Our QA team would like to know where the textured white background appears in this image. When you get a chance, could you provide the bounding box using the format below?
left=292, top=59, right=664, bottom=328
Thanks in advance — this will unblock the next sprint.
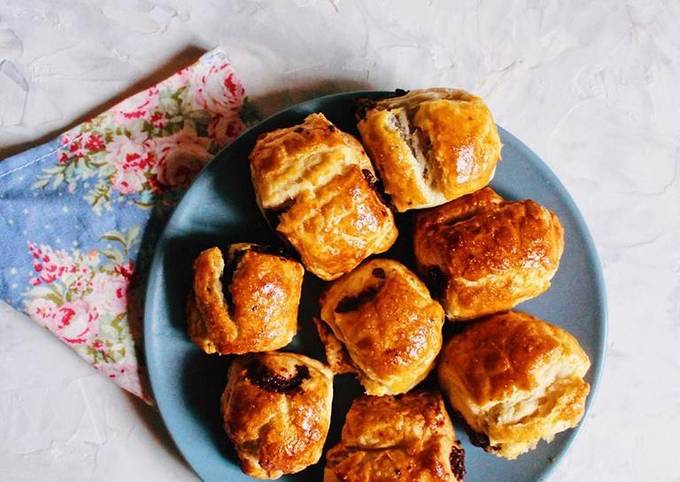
left=1, top=1, right=679, bottom=481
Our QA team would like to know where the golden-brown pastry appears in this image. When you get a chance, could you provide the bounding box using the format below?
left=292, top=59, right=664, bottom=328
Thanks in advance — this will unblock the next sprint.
left=414, top=187, right=564, bottom=320
left=357, top=88, right=502, bottom=212
left=188, top=243, right=304, bottom=354
left=437, top=311, right=591, bottom=460
left=317, top=259, right=444, bottom=395
left=324, top=391, right=465, bottom=482
left=222, top=352, right=333, bottom=479
left=249, top=113, right=397, bottom=280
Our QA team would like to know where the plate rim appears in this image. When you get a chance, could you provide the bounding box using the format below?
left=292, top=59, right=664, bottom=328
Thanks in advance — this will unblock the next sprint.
left=144, top=90, right=608, bottom=482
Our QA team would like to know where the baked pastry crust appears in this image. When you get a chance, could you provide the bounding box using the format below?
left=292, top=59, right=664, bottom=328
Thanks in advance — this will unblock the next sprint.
left=188, top=244, right=304, bottom=354
left=437, top=311, right=591, bottom=460
left=250, top=113, right=397, bottom=280
left=277, top=165, right=396, bottom=280
left=324, top=391, right=465, bottom=482
left=318, top=259, right=444, bottom=395
left=357, top=88, right=502, bottom=211
left=414, top=187, right=564, bottom=320
left=222, top=352, right=333, bottom=479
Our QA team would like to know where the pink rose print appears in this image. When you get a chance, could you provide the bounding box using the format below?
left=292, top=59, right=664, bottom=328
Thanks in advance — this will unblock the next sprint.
left=23, top=228, right=146, bottom=400
left=150, top=111, right=167, bottom=130
left=106, top=135, right=154, bottom=195
left=34, top=49, right=245, bottom=214
left=23, top=48, right=246, bottom=402
left=29, top=243, right=75, bottom=286
left=26, top=297, right=59, bottom=326
left=151, top=126, right=212, bottom=189
left=189, top=61, right=245, bottom=116
left=208, top=113, right=245, bottom=146
left=88, top=271, right=129, bottom=317
left=112, top=86, right=160, bottom=125
left=161, top=66, right=191, bottom=92
left=106, top=134, right=152, bottom=171
left=56, top=132, right=107, bottom=165
left=113, top=167, right=147, bottom=195
left=85, top=133, right=106, bottom=152
left=187, top=60, right=245, bottom=147
left=55, top=300, right=99, bottom=344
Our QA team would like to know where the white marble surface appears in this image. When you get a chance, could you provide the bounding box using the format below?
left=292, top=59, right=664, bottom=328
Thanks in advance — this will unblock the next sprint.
left=1, top=1, right=679, bottom=480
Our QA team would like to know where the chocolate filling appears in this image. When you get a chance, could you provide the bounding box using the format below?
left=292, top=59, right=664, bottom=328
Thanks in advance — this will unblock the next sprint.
left=354, top=89, right=410, bottom=121
left=354, top=98, right=378, bottom=121
left=362, top=168, right=378, bottom=187
left=264, top=198, right=294, bottom=228
left=450, top=444, right=466, bottom=480
left=468, top=430, right=491, bottom=450
left=449, top=409, right=496, bottom=453
left=414, top=127, right=434, bottom=181
left=362, top=168, right=393, bottom=209
left=392, top=108, right=436, bottom=185
left=423, top=266, right=448, bottom=300
left=246, top=358, right=310, bottom=394
left=247, top=243, right=288, bottom=260
left=221, top=249, right=248, bottom=318
left=335, top=284, right=382, bottom=313
left=461, top=421, right=491, bottom=450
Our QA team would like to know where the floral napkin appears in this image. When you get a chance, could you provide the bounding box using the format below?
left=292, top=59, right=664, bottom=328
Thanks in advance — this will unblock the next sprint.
left=0, top=48, right=248, bottom=402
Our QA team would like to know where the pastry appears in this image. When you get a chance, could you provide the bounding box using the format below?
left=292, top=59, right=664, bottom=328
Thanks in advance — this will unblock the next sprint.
left=249, top=113, right=397, bottom=280
left=188, top=243, right=304, bottom=354
left=317, top=259, right=444, bottom=395
left=357, top=88, right=502, bottom=212
left=437, top=310, right=591, bottom=460
left=324, top=391, right=465, bottom=482
left=221, top=352, right=334, bottom=479
left=414, top=187, right=564, bottom=320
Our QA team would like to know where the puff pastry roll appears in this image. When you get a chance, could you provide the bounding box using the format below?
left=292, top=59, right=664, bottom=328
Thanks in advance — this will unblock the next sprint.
left=438, top=311, right=591, bottom=460
left=317, top=259, right=444, bottom=395
left=357, top=88, right=502, bottom=212
left=249, top=113, right=397, bottom=280
left=222, top=352, right=334, bottom=479
left=325, top=391, right=465, bottom=482
left=414, top=187, right=564, bottom=320
left=188, top=243, right=304, bottom=355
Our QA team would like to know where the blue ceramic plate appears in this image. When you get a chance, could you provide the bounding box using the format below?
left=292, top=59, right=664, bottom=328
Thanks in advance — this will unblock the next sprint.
left=144, top=92, right=606, bottom=482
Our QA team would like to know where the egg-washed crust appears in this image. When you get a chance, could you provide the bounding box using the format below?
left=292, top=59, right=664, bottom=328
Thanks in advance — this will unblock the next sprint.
left=249, top=113, right=397, bottom=280
left=250, top=112, right=375, bottom=210
left=188, top=244, right=304, bottom=355
left=318, top=259, right=444, bottom=395
left=414, top=187, right=564, bottom=320
left=312, top=316, right=357, bottom=375
left=276, top=165, right=397, bottom=281
left=437, top=311, right=591, bottom=460
left=222, top=352, right=334, bottom=479
left=357, top=88, right=502, bottom=212
left=324, top=391, right=465, bottom=482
